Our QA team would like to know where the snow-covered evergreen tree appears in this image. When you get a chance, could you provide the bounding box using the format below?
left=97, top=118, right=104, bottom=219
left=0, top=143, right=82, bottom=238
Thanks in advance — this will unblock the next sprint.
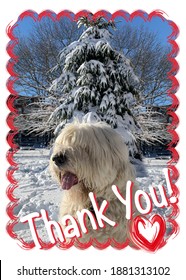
left=48, top=16, right=143, bottom=158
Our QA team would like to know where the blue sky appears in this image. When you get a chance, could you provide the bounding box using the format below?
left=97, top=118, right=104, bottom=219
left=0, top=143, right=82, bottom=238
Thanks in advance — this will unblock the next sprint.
left=14, top=12, right=173, bottom=45
left=115, top=16, right=173, bottom=45
left=12, top=12, right=175, bottom=106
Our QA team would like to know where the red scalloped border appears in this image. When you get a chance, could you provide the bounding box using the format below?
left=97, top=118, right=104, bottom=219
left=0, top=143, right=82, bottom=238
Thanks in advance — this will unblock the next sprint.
left=6, top=9, right=179, bottom=250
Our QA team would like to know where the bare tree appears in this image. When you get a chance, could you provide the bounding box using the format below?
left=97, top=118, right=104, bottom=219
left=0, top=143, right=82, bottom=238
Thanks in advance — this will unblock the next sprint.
left=14, top=17, right=84, bottom=97
left=112, top=24, right=172, bottom=106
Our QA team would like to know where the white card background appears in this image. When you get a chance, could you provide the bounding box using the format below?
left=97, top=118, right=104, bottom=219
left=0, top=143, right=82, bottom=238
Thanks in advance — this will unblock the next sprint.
left=0, top=0, right=186, bottom=279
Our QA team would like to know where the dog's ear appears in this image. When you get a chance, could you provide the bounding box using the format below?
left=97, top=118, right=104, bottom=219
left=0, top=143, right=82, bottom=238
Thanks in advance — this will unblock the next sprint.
left=103, top=128, right=129, bottom=167
left=105, top=131, right=135, bottom=182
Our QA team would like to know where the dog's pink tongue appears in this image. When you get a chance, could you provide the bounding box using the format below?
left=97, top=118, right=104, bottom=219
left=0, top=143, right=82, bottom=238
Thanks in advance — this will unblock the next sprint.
left=61, top=172, right=78, bottom=190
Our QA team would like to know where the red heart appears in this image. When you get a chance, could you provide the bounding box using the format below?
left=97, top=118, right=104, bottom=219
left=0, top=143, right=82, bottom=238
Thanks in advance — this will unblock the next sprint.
left=129, top=215, right=166, bottom=252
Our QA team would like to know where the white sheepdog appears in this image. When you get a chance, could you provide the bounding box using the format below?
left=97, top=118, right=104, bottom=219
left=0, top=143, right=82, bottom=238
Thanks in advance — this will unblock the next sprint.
left=50, top=121, right=137, bottom=246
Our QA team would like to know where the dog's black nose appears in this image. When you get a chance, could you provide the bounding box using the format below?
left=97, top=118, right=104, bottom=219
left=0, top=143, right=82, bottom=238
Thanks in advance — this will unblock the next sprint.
left=52, top=154, right=67, bottom=166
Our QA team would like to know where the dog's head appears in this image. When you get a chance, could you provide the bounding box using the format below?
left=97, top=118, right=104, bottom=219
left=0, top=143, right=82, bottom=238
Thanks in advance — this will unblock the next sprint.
left=50, top=121, right=134, bottom=192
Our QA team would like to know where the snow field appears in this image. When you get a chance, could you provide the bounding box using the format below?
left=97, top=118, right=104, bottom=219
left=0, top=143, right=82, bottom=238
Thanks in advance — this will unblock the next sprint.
left=12, top=149, right=171, bottom=243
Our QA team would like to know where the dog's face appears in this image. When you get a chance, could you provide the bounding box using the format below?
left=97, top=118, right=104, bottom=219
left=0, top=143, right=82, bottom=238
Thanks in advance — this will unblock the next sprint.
left=50, top=121, right=131, bottom=192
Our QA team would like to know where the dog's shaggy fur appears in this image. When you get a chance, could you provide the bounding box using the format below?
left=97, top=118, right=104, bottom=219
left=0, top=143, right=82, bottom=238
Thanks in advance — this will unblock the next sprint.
left=50, top=121, right=137, bottom=244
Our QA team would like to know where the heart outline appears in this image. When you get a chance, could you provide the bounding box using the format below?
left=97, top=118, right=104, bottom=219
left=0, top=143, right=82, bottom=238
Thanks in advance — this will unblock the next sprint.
left=129, top=215, right=166, bottom=252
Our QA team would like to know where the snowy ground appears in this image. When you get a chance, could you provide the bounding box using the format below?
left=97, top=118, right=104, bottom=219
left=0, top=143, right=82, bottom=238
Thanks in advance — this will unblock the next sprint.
left=12, top=148, right=172, bottom=243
